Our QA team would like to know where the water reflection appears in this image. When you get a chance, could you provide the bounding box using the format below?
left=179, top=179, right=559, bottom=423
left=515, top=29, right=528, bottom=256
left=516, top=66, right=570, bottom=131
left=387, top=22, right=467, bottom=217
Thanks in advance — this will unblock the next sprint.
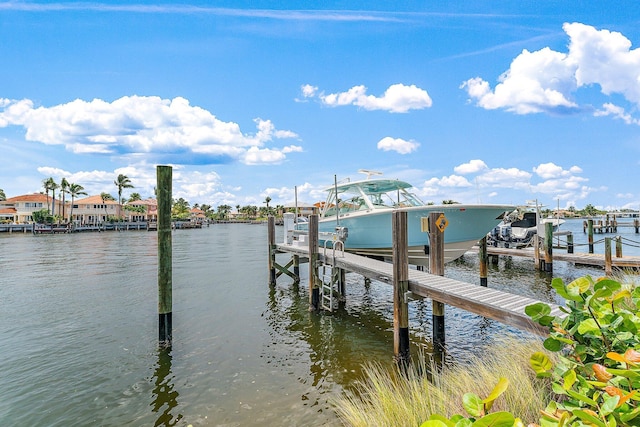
left=264, top=271, right=433, bottom=399
left=151, top=349, right=182, bottom=427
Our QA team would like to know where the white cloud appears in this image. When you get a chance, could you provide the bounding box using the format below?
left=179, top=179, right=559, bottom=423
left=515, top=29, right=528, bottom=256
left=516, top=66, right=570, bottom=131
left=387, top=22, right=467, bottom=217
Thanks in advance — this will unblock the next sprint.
left=462, top=23, right=640, bottom=122
left=307, top=83, right=432, bottom=113
left=533, top=162, right=582, bottom=179
left=242, top=146, right=287, bottom=165
left=301, top=84, right=318, bottom=98
left=461, top=47, right=578, bottom=114
left=0, top=95, right=300, bottom=164
left=376, top=136, right=420, bottom=154
left=454, top=159, right=488, bottom=174
left=476, top=167, right=532, bottom=188
left=594, top=103, right=640, bottom=125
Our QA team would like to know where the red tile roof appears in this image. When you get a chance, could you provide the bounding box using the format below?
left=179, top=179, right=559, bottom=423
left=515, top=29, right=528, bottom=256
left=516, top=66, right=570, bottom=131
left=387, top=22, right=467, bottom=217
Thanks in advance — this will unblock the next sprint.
left=74, top=195, right=120, bottom=205
left=4, top=193, right=52, bottom=203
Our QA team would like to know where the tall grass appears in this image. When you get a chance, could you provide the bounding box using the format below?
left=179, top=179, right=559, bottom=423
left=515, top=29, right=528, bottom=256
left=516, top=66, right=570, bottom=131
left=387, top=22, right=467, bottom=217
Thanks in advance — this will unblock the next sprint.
left=333, top=336, right=554, bottom=427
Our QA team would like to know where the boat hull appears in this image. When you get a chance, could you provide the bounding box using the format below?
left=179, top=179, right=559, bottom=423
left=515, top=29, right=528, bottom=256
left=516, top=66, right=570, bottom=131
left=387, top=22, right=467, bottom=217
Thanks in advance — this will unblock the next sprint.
left=316, top=204, right=512, bottom=265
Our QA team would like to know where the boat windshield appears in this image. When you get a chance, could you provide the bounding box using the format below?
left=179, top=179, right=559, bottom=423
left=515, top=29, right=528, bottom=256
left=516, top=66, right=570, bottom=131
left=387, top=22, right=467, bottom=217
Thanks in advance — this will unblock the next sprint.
left=320, top=179, right=425, bottom=217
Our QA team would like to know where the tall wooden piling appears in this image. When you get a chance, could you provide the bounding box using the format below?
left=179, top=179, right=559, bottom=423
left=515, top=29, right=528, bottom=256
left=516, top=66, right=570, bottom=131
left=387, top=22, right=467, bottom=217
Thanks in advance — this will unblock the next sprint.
left=605, top=237, right=612, bottom=276
left=392, top=211, right=410, bottom=366
left=616, top=236, right=623, bottom=258
left=157, top=165, right=173, bottom=348
left=308, top=214, right=320, bottom=311
left=428, top=212, right=446, bottom=351
left=268, top=216, right=276, bottom=286
left=588, top=219, right=594, bottom=253
left=479, top=236, right=488, bottom=287
left=544, top=222, right=553, bottom=273
left=567, top=233, right=574, bottom=254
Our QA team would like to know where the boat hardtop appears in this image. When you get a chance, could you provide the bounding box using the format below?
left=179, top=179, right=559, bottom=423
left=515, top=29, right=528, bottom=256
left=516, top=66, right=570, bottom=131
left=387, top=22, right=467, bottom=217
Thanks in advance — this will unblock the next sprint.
left=321, top=177, right=425, bottom=217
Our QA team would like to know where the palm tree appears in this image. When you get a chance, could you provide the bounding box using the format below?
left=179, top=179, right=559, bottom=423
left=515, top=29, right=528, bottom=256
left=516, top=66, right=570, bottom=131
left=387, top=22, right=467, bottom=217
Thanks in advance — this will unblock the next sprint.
left=129, top=192, right=142, bottom=202
left=43, top=178, right=60, bottom=218
left=0, top=188, right=6, bottom=201
left=68, top=183, right=87, bottom=223
left=60, top=178, right=69, bottom=222
left=263, top=196, right=272, bottom=216
left=114, top=174, right=134, bottom=217
left=100, top=192, right=115, bottom=222
left=172, top=198, right=190, bottom=219
left=217, top=204, right=232, bottom=220
left=42, top=177, right=55, bottom=213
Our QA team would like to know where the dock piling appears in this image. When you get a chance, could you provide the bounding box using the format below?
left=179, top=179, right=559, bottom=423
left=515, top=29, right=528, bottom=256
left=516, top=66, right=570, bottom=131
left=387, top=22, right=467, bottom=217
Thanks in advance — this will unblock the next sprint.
left=479, top=236, right=488, bottom=287
left=308, top=215, right=320, bottom=311
left=544, top=222, right=553, bottom=273
left=157, top=165, right=173, bottom=349
left=588, top=219, right=594, bottom=253
left=616, top=236, right=623, bottom=258
left=567, top=233, right=574, bottom=254
left=428, top=212, right=446, bottom=352
left=392, top=211, right=410, bottom=367
left=268, top=216, right=276, bottom=286
left=605, top=237, right=612, bottom=276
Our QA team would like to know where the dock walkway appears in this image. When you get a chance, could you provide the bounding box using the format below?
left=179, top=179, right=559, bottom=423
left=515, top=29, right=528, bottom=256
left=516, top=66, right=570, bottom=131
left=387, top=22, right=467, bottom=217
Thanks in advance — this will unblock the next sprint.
left=275, top=242, right=562, bottom=336
left=474, top=246, right=640, bottom=269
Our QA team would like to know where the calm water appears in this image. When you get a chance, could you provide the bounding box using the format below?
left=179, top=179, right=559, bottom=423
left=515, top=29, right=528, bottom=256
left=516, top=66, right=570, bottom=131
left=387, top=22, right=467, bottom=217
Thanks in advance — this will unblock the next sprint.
left=1, top=219, right=638, bottom=426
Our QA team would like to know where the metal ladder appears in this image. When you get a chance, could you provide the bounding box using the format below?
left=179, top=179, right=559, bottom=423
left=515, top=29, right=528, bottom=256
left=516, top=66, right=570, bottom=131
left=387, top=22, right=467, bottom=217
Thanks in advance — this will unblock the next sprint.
left=319, top=240, right=344, bottom=312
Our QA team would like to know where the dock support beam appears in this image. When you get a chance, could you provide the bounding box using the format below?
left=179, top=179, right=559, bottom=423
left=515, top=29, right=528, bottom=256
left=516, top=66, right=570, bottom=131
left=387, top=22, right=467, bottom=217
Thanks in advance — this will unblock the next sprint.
left=588, top=219, right=594, bottom=253
left=308, top=215, right=320, bottom=311
left=567, top=233, right=574, bottom=254
left=157, top=165, right=173, bottom=349
left=605, top=237, right=612, bottom=276
left=268, top=216, right=276, bottom=286
left=616, top=236, right=623, bottom=258
left=392, top=211, right=410, bottom=367
left=479, top=236, right=488, bottom=287
left=543, top=222, right=553, bottom=273
left=429, top=212, right=446, bottom=352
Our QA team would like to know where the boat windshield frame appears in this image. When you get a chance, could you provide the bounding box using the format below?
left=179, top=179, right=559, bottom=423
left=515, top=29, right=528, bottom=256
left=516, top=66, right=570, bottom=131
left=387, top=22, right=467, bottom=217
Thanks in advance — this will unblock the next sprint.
left=320, top=179, right=425, bottom=218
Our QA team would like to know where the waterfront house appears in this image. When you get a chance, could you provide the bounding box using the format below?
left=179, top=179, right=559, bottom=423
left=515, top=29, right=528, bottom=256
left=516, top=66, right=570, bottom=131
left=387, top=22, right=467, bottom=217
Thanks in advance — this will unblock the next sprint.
left=284, top=202, right=319, bottom=218
left=0, top=193, right=65, bottom=223
left=189, top=207, right=206, bottom=224
left=71, top=195, right=122, bottom=225
left=124, top=198, right=158, bottom=222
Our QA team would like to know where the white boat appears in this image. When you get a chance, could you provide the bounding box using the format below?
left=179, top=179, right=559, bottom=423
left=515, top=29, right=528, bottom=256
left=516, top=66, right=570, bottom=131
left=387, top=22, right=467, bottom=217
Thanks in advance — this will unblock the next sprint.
left=297, top=171, right=514, bottom=266
left=487, top=201, right=565, bottom=248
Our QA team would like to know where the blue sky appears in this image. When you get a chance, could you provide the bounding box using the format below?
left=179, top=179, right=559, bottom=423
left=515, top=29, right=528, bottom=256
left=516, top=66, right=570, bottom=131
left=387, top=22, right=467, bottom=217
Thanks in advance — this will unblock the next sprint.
left=1, top=1, right=640, bottom=211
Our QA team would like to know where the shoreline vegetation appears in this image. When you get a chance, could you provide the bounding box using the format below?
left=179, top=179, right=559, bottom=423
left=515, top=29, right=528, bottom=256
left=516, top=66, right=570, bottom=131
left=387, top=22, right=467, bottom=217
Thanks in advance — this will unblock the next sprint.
left=334, top=271, right=640, bottom=427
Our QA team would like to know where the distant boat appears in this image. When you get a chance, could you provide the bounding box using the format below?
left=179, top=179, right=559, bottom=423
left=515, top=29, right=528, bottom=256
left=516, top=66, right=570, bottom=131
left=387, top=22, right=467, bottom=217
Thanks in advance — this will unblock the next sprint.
left=297, top=170, right=514, bottom=266
left=487, top=201, right=565, bottom=249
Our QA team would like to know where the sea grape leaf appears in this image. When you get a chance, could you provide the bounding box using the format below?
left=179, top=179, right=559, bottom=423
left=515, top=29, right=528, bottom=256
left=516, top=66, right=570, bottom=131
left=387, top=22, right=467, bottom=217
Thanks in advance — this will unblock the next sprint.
left=563, top=369, right=577, bottom=390
left=543, top=337, right=563, bottom=352
left=419, top=421, right=449, bottom=427
left=482, top=377, right=509, bottom=406
left=578, top=318, right=601, bottom=335
left=470, top=412, right=515, bottom=427
left=462, top=393, right=484, bottom=418
left=530, top=352, right=553, bottom=374
left=525, top=303, right=551, bottom=322
left=572, top=409, right=606, bottom=427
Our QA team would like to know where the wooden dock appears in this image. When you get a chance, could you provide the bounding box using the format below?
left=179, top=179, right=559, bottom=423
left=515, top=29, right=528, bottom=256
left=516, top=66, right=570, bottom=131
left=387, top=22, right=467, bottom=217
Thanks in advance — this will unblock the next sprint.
left=473, top=245, right=640, bottom=269
left=274, top=242, right=561, bottom=336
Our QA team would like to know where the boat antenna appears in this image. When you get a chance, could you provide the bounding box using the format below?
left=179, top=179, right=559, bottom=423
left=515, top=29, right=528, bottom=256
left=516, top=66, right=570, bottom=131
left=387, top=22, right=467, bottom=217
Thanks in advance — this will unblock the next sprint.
left=294, top=185, right=298, bottom=225
left=334, top=174, right=339, bottom=226
left=358, top=169, right=382, bottom=180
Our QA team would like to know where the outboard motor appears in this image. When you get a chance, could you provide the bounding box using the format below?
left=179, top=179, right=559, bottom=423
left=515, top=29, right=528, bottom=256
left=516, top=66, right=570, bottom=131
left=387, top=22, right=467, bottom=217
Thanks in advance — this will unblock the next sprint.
left=499, top=225, right=512, bottom=240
